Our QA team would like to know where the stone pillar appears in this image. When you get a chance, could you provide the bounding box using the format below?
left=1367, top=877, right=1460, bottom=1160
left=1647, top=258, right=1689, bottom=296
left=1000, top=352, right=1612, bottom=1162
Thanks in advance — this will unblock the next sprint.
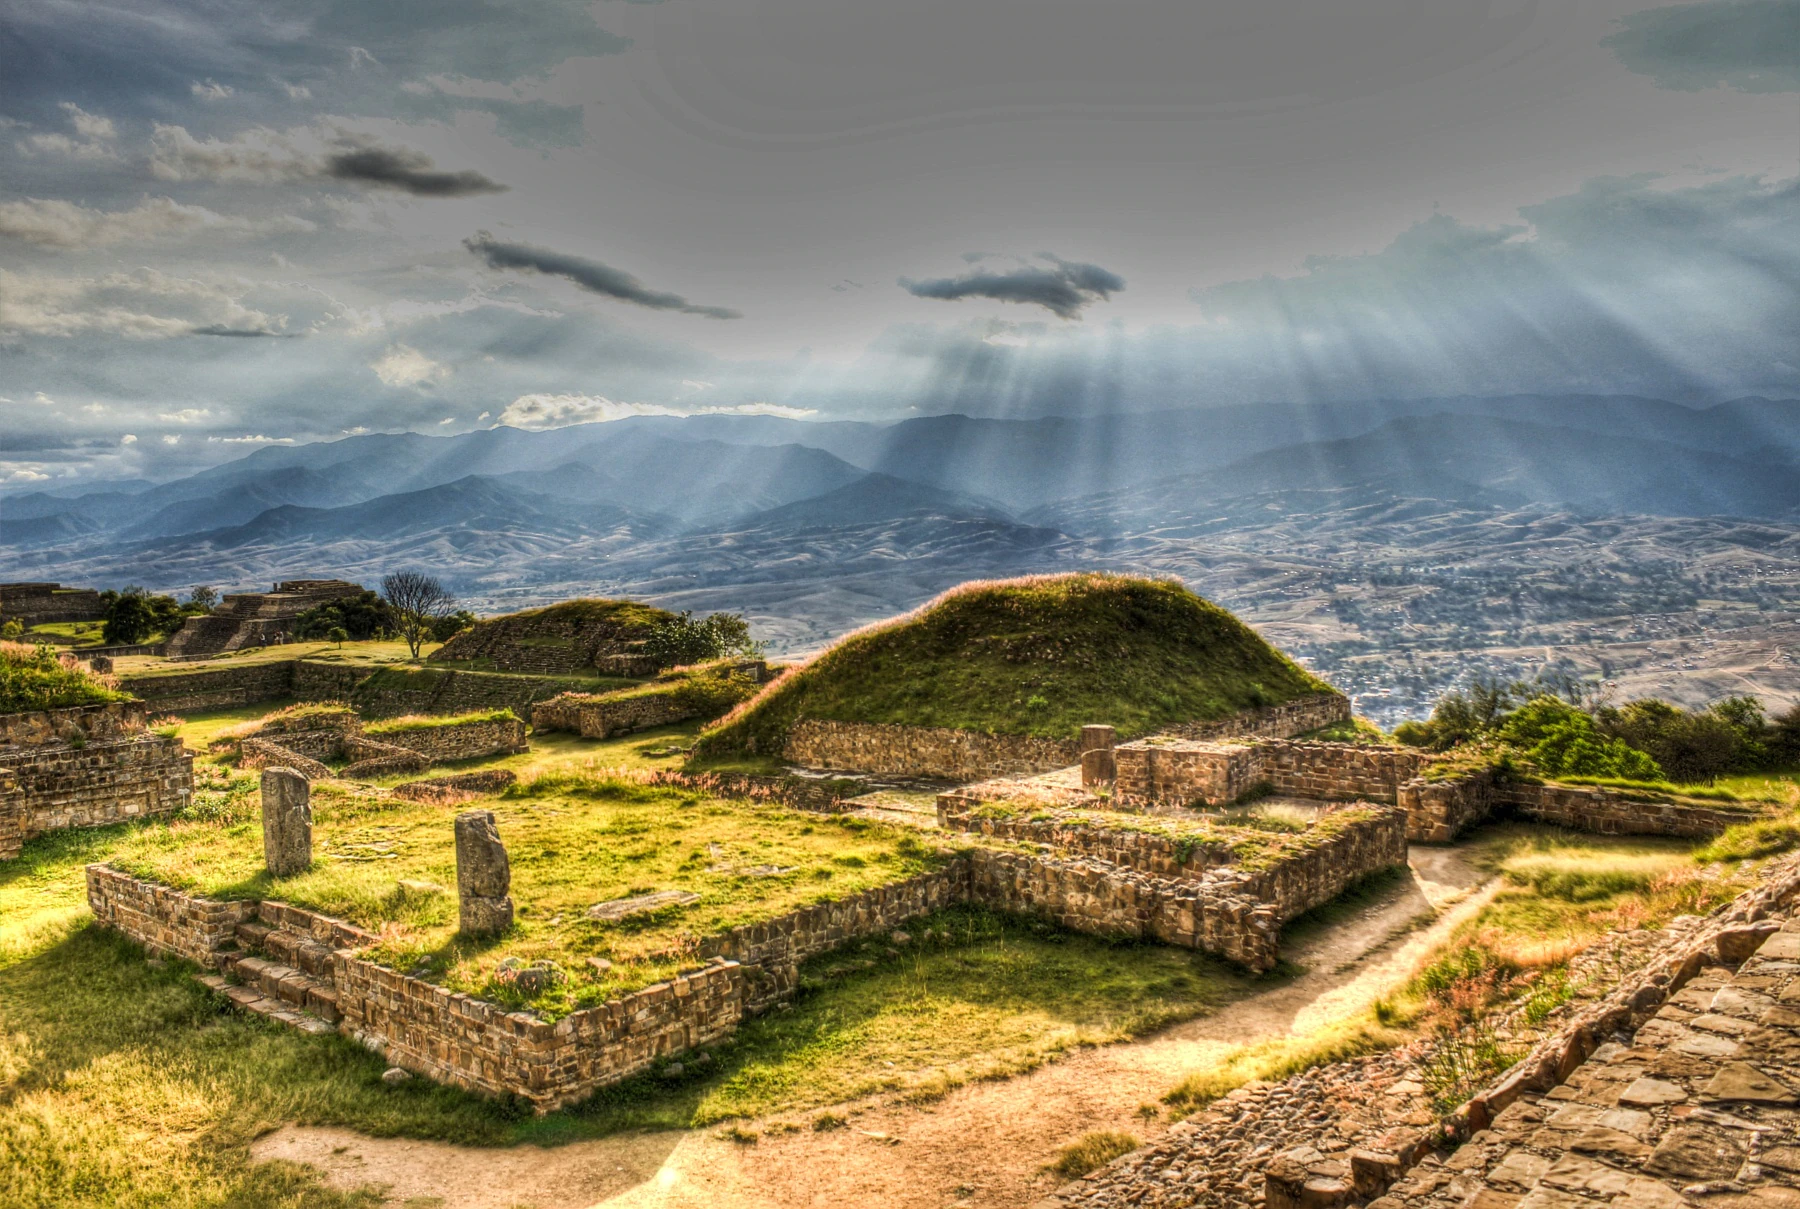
left=261, top=767, right=312, bottom=876
left=88, top=654, right=114, bottom=674
left=455, top=810, right=513, bottom=935
left=1079, top=724, right=1117, bottom=787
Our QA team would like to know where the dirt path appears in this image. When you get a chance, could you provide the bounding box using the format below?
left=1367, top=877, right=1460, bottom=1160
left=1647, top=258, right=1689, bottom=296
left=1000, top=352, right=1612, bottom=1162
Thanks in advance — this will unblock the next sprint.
left=252, top=845, right=1493, bottom=1209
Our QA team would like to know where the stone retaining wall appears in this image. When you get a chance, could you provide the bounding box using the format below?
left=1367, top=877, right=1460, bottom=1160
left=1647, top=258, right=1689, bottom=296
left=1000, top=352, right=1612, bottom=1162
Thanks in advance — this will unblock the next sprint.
left=1160, top=692, right=1352, bottom=742
left=0, top=700, right=149, bottom=746
left=1499, top=780, right=1750, bottom=838
left=238, top=737, right=332, bottom=781
left=1113, top=739, right=1428, bottom=811
left=966, top=848, right=1281, bottom=971
left=365, top=718, right=528, bottom=763
left=1, top=732, right=192, bottom=859
left=699, top=867, right=969, bottom=1010
left=344, top=666, right=596, bottom=720
left=86, top=864, right=258, bottom=965
left=786, top=719, right=1084, bottom=780
left=120, top=661, right=299, bottom=712
left=533, top=690, right=694, bottom=739
left=937, top=799, right=1409, bottom=927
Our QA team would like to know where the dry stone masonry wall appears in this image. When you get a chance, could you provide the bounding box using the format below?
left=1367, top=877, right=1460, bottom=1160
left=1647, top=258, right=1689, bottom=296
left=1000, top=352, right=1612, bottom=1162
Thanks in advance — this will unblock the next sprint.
left=1, top=702, right=192, bottom=859
left=0, top=581, right=106, bottom=625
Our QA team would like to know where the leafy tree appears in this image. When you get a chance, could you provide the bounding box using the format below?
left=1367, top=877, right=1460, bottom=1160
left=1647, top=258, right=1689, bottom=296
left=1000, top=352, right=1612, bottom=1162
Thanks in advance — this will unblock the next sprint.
left=0, top=619, right=22, bottom=641
left=381, top=572, right=457, bottom=658
left=327, top=626, right=349, bottom=649
left=184, top=585, right=219, bottom=613
left=1773, top=702, right=1800, bottom=769
left=1394, top=675, right=1519, bottom=750
left=1600, top=698, right=1743, bottom=784
left=101, top=586, right=182, bottom=645
left=1497, top=696, right=1663, bottom=780
left=642, top=611, right=764, bottom=666
left=293, top=591, right=392, bottom=642
left=428, top=609, right=478, bottom=643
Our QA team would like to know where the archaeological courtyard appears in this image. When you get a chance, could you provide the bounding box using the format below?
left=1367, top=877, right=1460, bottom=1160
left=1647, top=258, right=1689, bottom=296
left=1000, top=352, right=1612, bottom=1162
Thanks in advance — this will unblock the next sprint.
left=4, top=572, right=1800, bottom=1208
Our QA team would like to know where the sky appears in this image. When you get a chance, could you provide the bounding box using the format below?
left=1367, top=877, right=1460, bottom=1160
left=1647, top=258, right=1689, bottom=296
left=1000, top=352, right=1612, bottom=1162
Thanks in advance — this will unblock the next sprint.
left=2, top=0, right=1798, bottom=488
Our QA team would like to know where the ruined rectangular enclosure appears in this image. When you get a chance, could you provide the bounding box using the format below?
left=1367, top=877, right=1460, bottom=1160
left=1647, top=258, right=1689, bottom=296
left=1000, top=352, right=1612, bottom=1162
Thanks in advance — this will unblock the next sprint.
left=83, top=763, right=1412, bottom=1111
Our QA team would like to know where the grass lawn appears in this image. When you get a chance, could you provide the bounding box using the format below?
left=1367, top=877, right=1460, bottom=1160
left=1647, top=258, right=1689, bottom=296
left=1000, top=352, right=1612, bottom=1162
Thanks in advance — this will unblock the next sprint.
left=113, top=640, right=432, bottom=678
left=24, top=620, right=109, bottom=647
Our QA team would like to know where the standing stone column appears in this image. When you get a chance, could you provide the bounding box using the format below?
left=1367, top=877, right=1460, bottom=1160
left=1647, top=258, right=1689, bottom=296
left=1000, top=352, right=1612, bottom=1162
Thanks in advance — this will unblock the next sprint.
left=455, top=810, right=513, bottom=935
left=1080, top=724, right=1117, bottom=787
left=261, top=767, right=312, bottom=876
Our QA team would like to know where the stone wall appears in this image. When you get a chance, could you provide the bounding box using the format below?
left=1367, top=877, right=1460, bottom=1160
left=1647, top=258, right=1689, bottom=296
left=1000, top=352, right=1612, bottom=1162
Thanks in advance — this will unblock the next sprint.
left=86, top=864, right=258, bottom=966
left=699, top=867, right=969, bottom=1010
left=535, top=689, right=696, bottom=739
left=938, top=800, right=1409, bottom=927
left=427, top=601, right=665, bottom=676
left=2, top=730, right=192, bottom=859
left=1498, top=780, right=1750, bottom=838
left=120, top=661, right=298, bottom=712
left=342, top=666, right=593, bottom=720
left=1113, top=739, right=1428, bottom=811
left=966, top=848, right=1282, bottom=971
left=333, top=950, right=745, bottom=1111
left=291, top=660, right=369, bottom=702
left=0, top=581, right=106, bottom=625
left=238, top=737, right=332, bottom=781
left=785, top=719, right=1083, bottom=780
left=1160, top=692, right=1352, bottom=742
left=365, top=717, right=528, bottom=763
left=0, top=700, right=147, bottom=747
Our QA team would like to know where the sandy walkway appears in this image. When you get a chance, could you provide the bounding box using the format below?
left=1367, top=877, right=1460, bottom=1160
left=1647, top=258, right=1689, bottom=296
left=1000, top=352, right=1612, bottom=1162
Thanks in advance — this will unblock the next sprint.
left=252, top=844, right=1491, bottom=1209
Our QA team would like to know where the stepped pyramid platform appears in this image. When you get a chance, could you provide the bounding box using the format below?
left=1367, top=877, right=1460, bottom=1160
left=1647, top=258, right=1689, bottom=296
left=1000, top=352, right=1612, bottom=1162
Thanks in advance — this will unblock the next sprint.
left=163, top=580, right=364, bottom=658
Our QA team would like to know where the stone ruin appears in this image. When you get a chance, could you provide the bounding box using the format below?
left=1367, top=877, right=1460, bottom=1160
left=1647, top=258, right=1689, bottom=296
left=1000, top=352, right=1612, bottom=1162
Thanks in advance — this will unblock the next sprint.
left=261, top=767, right=312, bottom=877
left=163, top=579, right=366, bottom=658
left=0, top=581, right=106, bottom=627
left=428, top=599, right=673, bottom=677
left=0, top=700, right=193, bottom=860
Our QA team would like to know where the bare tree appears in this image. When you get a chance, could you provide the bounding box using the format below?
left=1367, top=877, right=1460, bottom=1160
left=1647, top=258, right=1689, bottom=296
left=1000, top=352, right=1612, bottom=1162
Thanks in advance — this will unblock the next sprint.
left=382, top=572, right=457, bottom=658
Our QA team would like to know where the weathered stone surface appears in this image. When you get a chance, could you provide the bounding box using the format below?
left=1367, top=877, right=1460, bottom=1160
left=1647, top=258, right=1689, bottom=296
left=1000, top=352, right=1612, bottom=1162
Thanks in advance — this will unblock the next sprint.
left=586, top=890, right=699, bottom=921
left=1617, top=1077, right=1688, bottom=1107
left=454, top=810, right=512, bottom=935
left=1701, top=1061, right=1799, bottom=1105
left=261, top=767, right=312, bottom=876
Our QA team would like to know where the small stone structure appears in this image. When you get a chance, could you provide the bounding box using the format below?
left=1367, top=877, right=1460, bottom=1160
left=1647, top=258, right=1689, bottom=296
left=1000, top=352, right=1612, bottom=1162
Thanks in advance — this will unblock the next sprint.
left=0, top=581, right=106, bottom=626
left=0, top=701, right=193, bottom=859
left=455, top=811, right=513, bottom=935
left=1109, top=737, right=1757, bottom=842
left=232, top=713, right=527, bottom=783
left=1080, top=724, right=1118, bottom=787
left=782, top=692, right=1350, bottom=780
left=261, top=768, right=312, bottom=876
left=429, top=599, right=673, bottom=676
left=162, top=579, right=366, bottom=658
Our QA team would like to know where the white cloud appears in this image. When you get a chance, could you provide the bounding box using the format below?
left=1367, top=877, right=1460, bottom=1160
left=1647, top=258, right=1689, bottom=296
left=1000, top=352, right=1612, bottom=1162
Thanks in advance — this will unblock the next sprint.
left=157, top=408, right=211, bottom=423
left=191, top=80, right=235, bottom=101
left=439, top=416, right=456, bottom=424
left=1, top=467, right=51, bottom=483
left=209, top=435, right=295, bottom=445
left=371, top=344, right=449, bottom=388
left=0, top=196, right=314, bottom=249
left=161, top=434, right=181, bottom=445
left=16, top=103, right=120, bottom=162
left=0, top=268, right=288, bottom=339
left=148, top=123, right=319, bottom=184
left=497, top=393, right=817, bottom=430
left=282, top=82, right=313, bottom=100
left=32, top=392, right=55, bottom=405
left=120, top=433, right=137, bottom=444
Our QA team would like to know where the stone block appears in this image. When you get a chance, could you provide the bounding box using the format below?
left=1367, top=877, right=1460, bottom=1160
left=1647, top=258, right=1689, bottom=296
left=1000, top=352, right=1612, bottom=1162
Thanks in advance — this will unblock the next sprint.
left=455, top=810, right=513, bottom=936
left=261, top=768, right=312, bottom=876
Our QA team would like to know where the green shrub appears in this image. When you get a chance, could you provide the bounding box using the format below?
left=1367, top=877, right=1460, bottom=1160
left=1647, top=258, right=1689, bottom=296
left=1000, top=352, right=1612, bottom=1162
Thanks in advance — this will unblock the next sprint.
left=0, top=641, right=132, bottom=713
left=643, top=611, right=763, bottom=666
left=1498, top=697, right=1662, bottom=781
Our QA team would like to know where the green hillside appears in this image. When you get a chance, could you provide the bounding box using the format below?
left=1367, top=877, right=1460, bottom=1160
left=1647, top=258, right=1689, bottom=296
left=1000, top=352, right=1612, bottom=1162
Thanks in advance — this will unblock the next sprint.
left=696, top=573, right=1335, bottom=756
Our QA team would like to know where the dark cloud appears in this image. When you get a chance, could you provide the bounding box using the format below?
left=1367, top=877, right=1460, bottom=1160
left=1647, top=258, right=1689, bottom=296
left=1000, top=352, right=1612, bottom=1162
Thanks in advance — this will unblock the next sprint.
left=1605, top=0, right=1800, bottom=93
left=899, top=255, right=1125, bottom=319
left=188, top=325, right=297, bottom=338
left=463, top=232, right=740, bottom=318
left=326, top=147, right=508, bottom=197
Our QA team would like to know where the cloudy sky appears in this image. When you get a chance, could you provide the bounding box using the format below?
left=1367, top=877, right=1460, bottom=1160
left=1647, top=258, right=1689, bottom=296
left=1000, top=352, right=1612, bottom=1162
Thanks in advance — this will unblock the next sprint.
left=2, top=0, right=1798, bottom=487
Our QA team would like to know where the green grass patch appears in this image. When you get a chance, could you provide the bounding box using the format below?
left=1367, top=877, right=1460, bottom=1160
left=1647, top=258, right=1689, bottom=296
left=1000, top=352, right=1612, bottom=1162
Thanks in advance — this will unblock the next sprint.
left=1696, top=811, right=1800, bottom=863
left=1550, top=774, right=1747, bottom=804
left=365, top=708, right=520, bottom=734
left=0, top=640, right=131, bottom=713
left=696, top=573, right=1333, bottom=755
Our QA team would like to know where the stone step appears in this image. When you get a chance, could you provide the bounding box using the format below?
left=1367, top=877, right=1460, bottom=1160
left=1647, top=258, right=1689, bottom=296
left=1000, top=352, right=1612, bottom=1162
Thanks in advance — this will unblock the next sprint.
left=194, top=972, right=337, bottom=1036
left=220, top=953, right=342, bottom=1021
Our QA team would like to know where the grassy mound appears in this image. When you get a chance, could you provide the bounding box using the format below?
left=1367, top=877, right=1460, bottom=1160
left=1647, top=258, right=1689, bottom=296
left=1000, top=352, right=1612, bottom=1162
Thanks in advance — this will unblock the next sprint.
left=697, top=573, right=1333, bottom=754
left=0, top=641, right=132, bottom=714
left=429, top=598, right=676, bottom=666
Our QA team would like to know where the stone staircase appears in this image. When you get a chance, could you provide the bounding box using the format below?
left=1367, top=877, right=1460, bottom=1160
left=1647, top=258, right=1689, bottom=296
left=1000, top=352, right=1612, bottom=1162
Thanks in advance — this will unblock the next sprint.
left=193, top=913, right=364, bottom=1039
